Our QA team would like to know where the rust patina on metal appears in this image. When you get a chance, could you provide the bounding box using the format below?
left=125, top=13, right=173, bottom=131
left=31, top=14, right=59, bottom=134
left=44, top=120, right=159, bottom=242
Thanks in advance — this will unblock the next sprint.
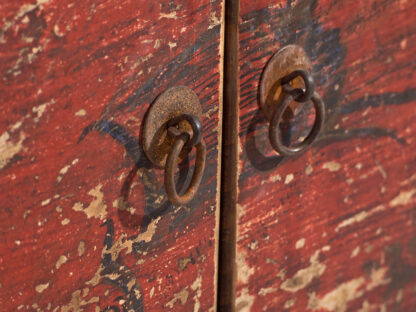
left=142, top=86, right=203, bottom=168
left=165, top=120, right=206, bottom=206
left=259, top=44, right=312, bottom=121
left=143, top=86, right=206, bottom=205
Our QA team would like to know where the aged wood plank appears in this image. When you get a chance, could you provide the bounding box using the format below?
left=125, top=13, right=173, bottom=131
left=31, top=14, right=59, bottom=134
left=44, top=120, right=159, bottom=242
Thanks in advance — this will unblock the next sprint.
left=0, top=0, right=224, bottom=311
left=236, top=0, right=416, bottom=311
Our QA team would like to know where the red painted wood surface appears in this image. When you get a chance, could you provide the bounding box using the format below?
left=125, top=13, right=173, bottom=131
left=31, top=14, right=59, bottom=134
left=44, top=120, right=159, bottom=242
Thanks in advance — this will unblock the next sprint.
left=0, top=0, right=223, bottom=311
left=236, top=0, right=416, bottom=311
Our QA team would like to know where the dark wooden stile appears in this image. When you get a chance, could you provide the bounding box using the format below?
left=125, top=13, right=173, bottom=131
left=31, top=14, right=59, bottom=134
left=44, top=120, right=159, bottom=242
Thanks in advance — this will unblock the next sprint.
left=217, top=0, right=240, bottom=311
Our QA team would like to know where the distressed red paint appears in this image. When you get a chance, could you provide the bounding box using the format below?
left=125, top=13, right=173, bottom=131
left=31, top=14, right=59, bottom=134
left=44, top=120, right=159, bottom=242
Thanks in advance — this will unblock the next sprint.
left=0, top=0, right=223, bottom=311
left=237, top=0, right=416, bottom=311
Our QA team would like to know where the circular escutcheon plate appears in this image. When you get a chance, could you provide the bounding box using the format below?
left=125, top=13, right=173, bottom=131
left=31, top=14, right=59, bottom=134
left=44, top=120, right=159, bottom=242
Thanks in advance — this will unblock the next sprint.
left=143, top=86, right=203, bottom=168
left=259, top=45, right=312, bottom=121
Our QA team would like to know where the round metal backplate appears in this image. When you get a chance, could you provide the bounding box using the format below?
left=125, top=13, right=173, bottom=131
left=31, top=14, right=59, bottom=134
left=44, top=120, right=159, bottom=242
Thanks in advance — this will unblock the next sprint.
left=259, top=45, right=312, bottom=121
left=143, top=86, right=202, bottom=168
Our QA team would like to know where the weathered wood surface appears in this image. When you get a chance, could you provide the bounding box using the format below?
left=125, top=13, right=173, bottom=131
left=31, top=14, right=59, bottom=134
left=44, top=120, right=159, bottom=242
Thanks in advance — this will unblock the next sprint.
left=236, top=0, right=416, bottom=311
left=0, top=0, right=223, bottom=311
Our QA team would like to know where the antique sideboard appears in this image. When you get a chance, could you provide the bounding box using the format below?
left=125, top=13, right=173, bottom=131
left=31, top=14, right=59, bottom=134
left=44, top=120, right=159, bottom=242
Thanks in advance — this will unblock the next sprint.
left=1, top=0, right=415, bottom=311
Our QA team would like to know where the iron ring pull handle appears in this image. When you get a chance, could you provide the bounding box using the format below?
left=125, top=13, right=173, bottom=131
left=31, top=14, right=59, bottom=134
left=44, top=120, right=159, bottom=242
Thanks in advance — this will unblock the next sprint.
left=269, top=69, right=325, bottom=156
left=164, top=114, right=206, bottom=206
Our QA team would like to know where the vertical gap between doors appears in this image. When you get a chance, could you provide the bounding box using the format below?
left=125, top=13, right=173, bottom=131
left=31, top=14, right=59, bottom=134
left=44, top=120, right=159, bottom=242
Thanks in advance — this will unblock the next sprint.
left=217, top=0, right=239, bottom=311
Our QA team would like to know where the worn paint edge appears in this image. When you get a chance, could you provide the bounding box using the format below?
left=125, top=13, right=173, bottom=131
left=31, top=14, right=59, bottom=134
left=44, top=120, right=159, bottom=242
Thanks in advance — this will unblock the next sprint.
left=213, top=0, right=226, bottom=310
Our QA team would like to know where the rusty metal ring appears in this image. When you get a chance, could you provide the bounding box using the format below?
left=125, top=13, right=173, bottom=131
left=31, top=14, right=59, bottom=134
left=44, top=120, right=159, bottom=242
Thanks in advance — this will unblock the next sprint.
left=165, top=131, right=206, bottom=206
left=269, top=91, right=325, bottom=156
left=167, top=114, right=202, bottom=148
left=281, top=69, right=315, bottom=102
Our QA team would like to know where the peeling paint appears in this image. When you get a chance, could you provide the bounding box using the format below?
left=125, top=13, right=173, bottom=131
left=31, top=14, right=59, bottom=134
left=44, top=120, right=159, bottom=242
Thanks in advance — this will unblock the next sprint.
left=351, top=246, right=360, bottom=258
left=237, top=251, right=254, bottom=284
left=308, top=267, right=390, bottom=311
left=258, top=287, right=276, bottom=296
left=75, top=109, right=86, bottom=117
left=285, top=173, right=294, bottom=184
left=191, top=270, right=203, bottom=312
left=32, top=99, right=55, bottom=122
left=56, top=255, right=68, bottom=269
left=305, top=164, right=313, bottom=175
left=35, top=282, right=50, bottom=293
left=281, top=247, right=329, bottom=292
left=335, top=205, right=385, bottom=232
left=72, top=184, right=107, bottom=220
left=61, top=290, right=99, bottom=312
left=284, top=298, right=296, bottom=309
left=166, top=287, right=189, bottom=308
left=57, top=158, right=79, bottom=183
left=389, top=189, right=416, bottom=207
left=322, top=161, right=341, bottom=172
left=159, top=11, right=178, bottom=20
left=236, top=288, right=254, bottom=312
left=0, top=131, right=26, bottom=170
left=296, top=238, right=305, bottom=249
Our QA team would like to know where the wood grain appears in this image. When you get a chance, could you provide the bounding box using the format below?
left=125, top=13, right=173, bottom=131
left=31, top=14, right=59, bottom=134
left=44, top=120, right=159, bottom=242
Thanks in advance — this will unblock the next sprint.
left=236, top=0, right=416, bottom=311
left=0, top=0, right=223, bottom=311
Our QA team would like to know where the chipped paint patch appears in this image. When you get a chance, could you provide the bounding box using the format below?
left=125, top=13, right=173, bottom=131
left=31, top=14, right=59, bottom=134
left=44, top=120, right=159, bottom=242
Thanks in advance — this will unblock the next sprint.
left=134, top=216, right=161, bottom=244
left=308, top=278, right=364, bottom=311
left=208, top=11, right=221, bottom=29
left=237, top=251, right=254, bottom=284
left=308, top=267, right=389, bottom=311
left=375, top=161, right=387, bottom=179
left=166, top=287, right=189, bottom=308
left=351, top=246, right=360, bottom=258
left=41, top=198, right=51, bottom=206
left=191, top=270, right=203, bottom=312
left=335, top=205, right=385, bottom=232
left=358, top=300, right=377, bottom=312
left=75, top=109, right=86, bottom=116
left=57, top=158, right=79, bottom=183
left=285, top=173, right=294, bottom=184
left=113, top=197, right=136, bottom=215
left=259, top=287, right=276, bottom=296
left=284, top=298, right=296, bottom=308
left=35, top=282, right=50, bottom=293
left=305, top=164, right=313, bottom=175
left=77, top=241, right=85, bottom=257
left=0, top=131, right=26, bottom=170
left=32, top=100, right=55, bottom=122
left=296, top=238, right=305, bottom=249
left=281, top=247, right=329, bottom=292
left=159, top=11, right=178, bottom=19
left=236, top=288, right=254, bottom=312
left=72, top=184, right=107, bottom=220
left=0, top=0, right=51, bottom=43
left=178, top=257, right=192, bottom=271
left=261, top=174, right=281, bottom=185
left=322, top=161, right=341, bottom=172
left=389, top=189, right=416, bottom=207
left=237, top=203, right=247, bottom=219
left=56, top=255, right=68, bottom=269
left=61, top=290, right=99, bottom=312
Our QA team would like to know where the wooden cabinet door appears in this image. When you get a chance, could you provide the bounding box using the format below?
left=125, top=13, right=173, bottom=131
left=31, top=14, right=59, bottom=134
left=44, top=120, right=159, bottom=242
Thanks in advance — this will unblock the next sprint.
left=0, top=1, right=224, bottom=311
left=235, top=0, right=416, bottom=311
